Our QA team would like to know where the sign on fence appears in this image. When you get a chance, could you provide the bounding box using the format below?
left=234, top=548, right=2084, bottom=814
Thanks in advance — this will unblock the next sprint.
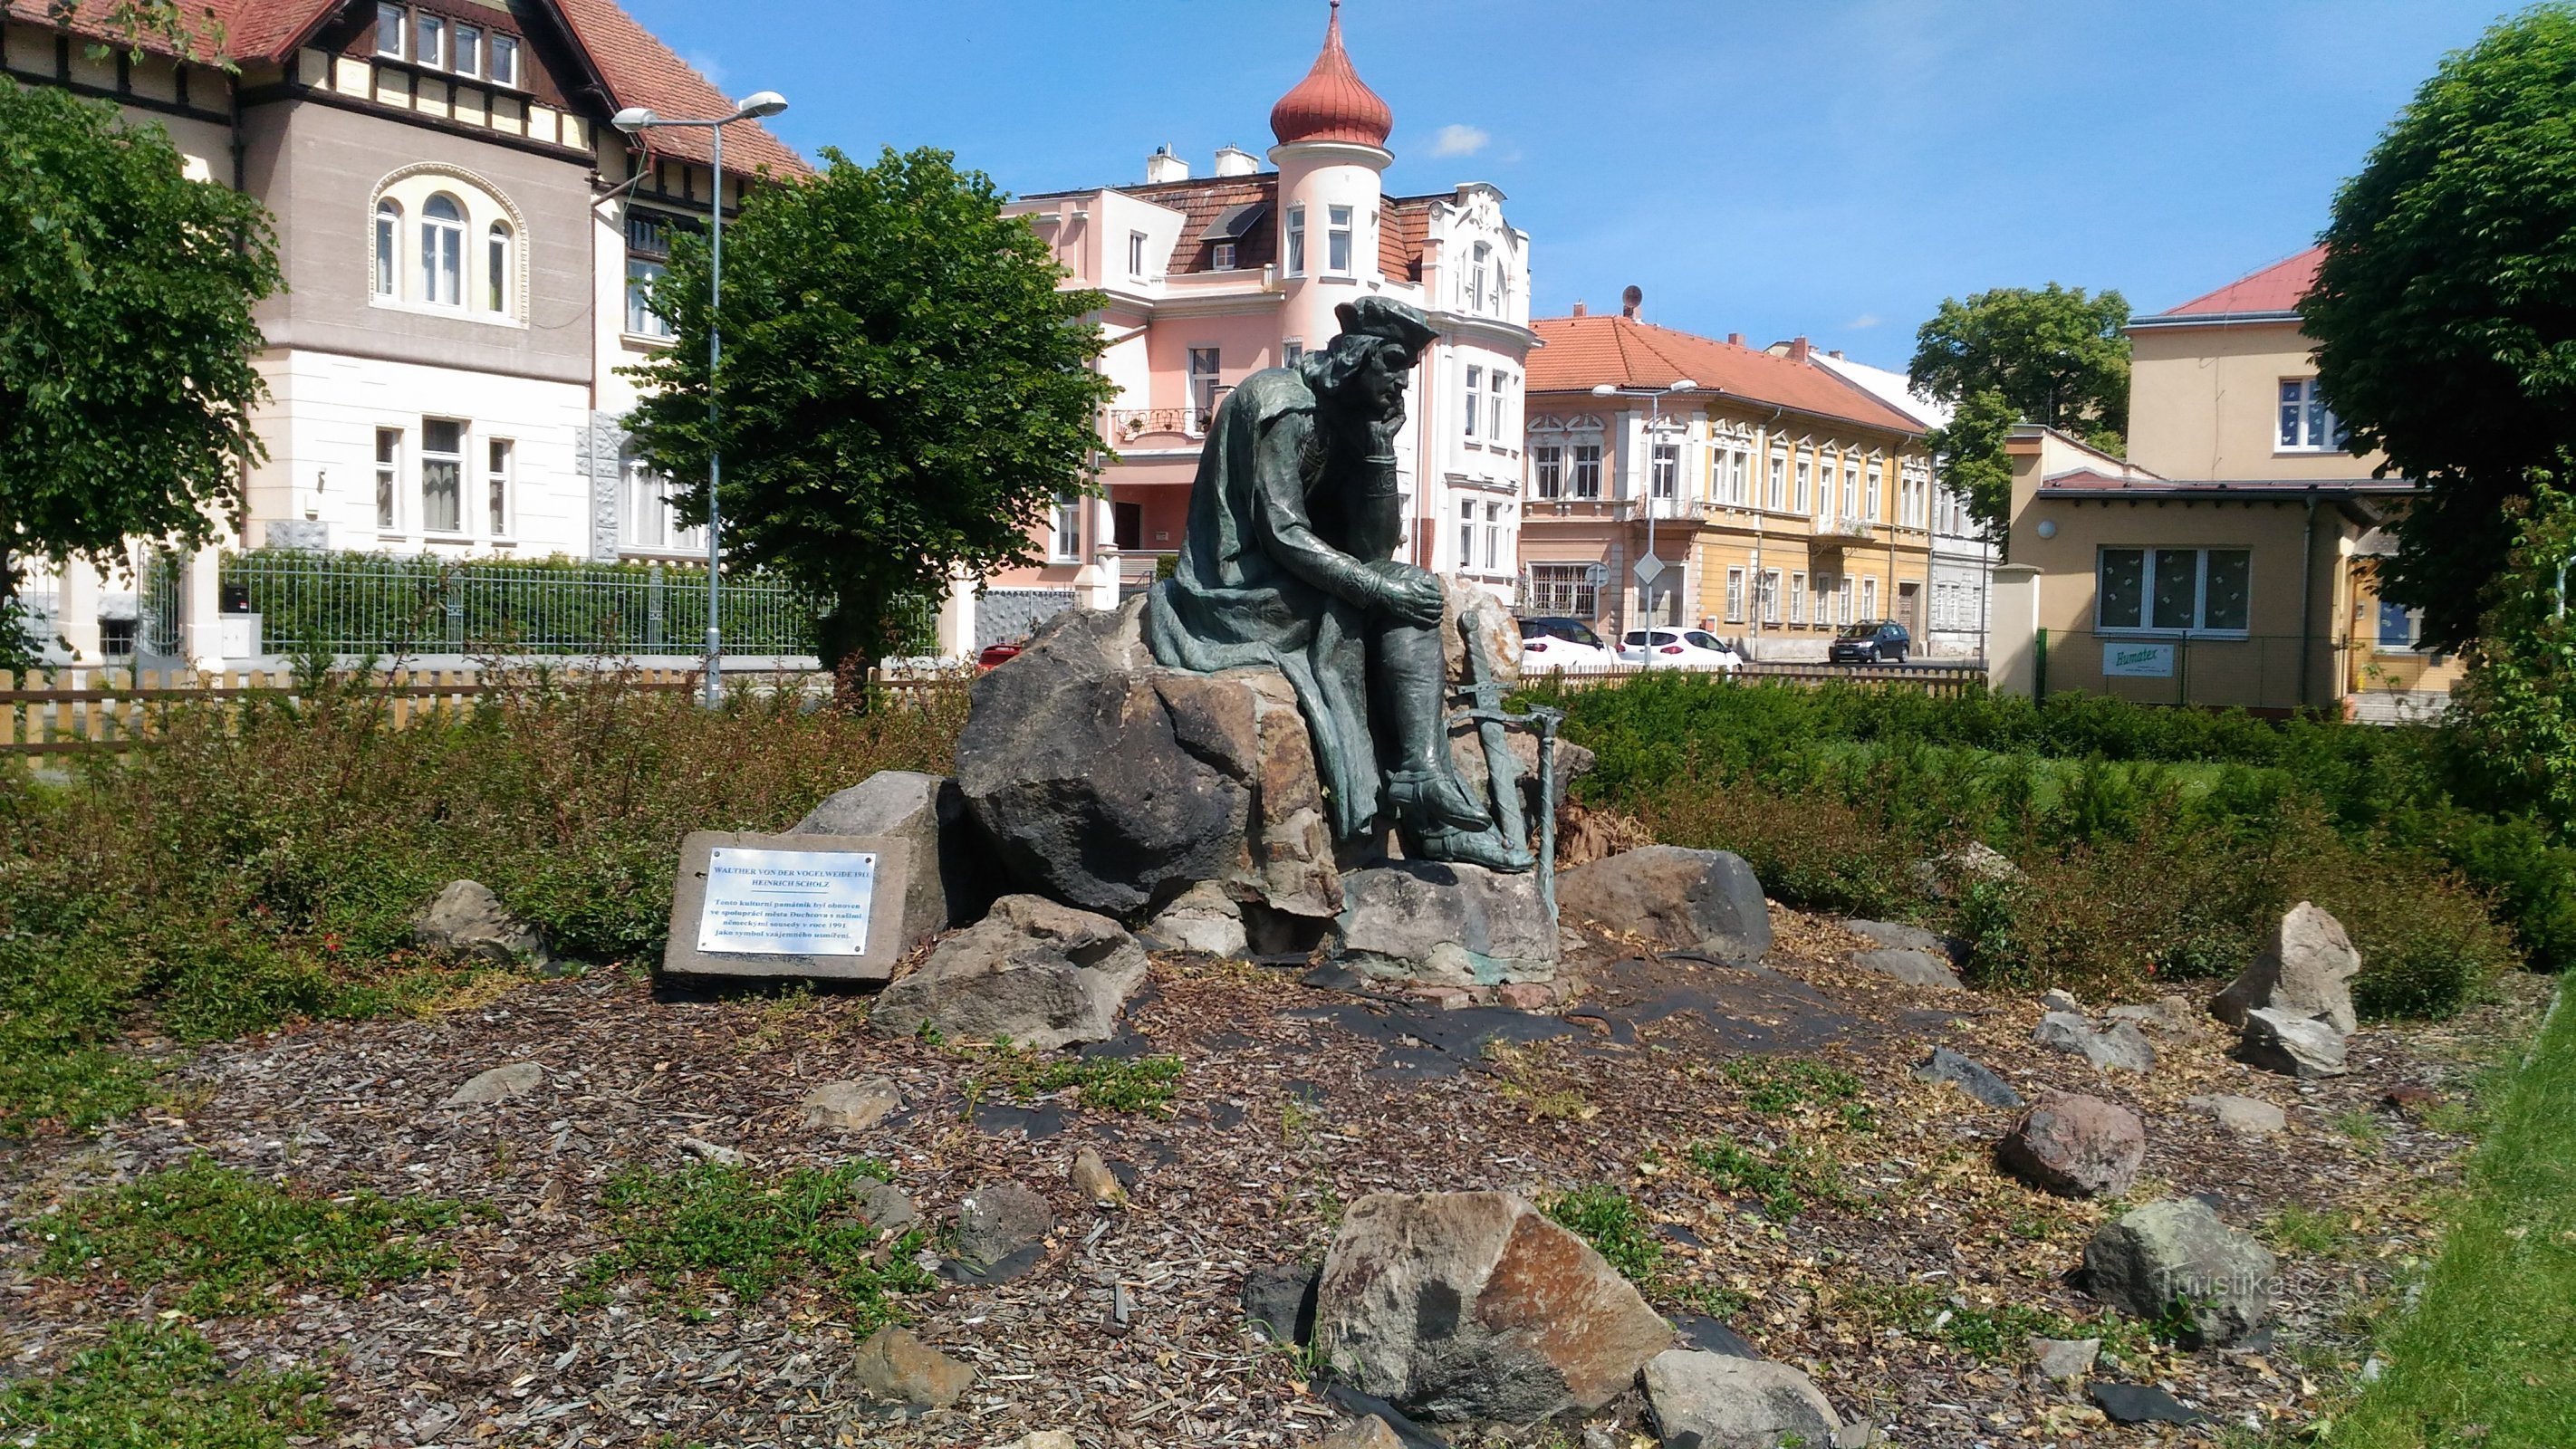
left=2102, top=641, right=2177, bottom=678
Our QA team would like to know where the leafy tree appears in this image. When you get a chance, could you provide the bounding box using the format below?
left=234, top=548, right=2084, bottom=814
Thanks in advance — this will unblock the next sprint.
left=2304, top=5, right=2576, bottom=653
left=0, top=80, right=281, bottom=666
left=622, top=147, right=1117, bottom=675
left=1908, top=283, right=2131, bottom=450
left=43, top=0, right=227, bottom=63
left=1921, top=388, right=2019, bottom=541
left=2445, top=484, right=2576, bottom=836
left=1908, top=284, right=2129, bottom=542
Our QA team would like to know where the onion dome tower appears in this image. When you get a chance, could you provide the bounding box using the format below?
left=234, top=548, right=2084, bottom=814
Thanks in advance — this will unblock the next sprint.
left=1270, top=0, right=1394, bottom=351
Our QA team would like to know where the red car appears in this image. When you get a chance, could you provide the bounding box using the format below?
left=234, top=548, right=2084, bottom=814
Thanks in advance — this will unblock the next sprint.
left=976, top=642, right=1024, bottom=670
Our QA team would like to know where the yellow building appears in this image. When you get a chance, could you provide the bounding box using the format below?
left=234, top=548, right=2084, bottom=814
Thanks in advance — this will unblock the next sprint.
left=1519, top=302, right=1938, bottom=659
left=1991, top=249, right=2455, bottom=718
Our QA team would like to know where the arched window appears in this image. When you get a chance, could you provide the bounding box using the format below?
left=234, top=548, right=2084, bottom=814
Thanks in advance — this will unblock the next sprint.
left=373, top=199, right=400, bottom=296
left=421, top=194, right=464, bottom=306
left=485, top=221, right=513, bottom=313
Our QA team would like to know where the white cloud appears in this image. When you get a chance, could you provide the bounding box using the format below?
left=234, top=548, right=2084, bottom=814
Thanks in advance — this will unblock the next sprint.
left=1847, top=313, right=1883, bottom=330
left=1430, top=124, right=1491, bottom=158
left=687, top=51, right=730, bottom=90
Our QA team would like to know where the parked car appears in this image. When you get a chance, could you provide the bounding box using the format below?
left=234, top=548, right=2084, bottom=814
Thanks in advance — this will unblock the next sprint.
left=1617, top=628, right=1745, bottom=671
left=976, top=641, right=1024, bottom=670
left=1828, top=619, right=1910, bottom=665
left=1517, top=616, right=1620, bottom=672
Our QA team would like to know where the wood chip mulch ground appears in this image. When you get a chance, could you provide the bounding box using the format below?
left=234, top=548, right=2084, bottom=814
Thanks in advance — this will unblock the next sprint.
left=0, top=906, right=2549, bottom=1449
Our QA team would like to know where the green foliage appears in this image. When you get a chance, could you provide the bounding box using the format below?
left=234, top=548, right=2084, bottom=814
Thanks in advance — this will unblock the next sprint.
left=2308, top=6, right=2576, bottom=649
left=2443, top=488, right=2576, bottom=843
left=1923, top=387, right=2021, bottom=539
left=570, top=1160, right=931, bottom=1329
left=1908, top=283, right=2130, bottom=451
left=0, top=1322, right=331, bottom=1449
left=1844, top=1281, right=2154, bottom=1363
left=2329, top=989, right=2576, bottom=1448
left=34, top=1157, right=459, bottom=1314
left=0, top=672, right=969, bottom=1135
left=1543, top=1185, right=1666, bottom=1281
left=0, top=80, right=282, bottom=666
left=959, top=1046, right=1187, bottom=1116
left=621, top=146, right=1120, bottom=671
left=1716, top=1058, right=1875, bottom=1131
left=1684, top=1136, right=1852, bottom=1221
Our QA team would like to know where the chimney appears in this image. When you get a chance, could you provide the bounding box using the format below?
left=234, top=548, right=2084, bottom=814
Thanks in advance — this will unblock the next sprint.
left=1571, top=300, right=1587, bottom=317
left=1726, top=331, right=1745, bottom=347
left=1145, top=145, right=1190, bottom=184
left=1211, top=145, right=1259, bottom=177
left=1829, top=349, right=1845, bottom=360
left=1620, top=283, right=1643, bottom=320
left=1788, top=335, right=1812, bottom=364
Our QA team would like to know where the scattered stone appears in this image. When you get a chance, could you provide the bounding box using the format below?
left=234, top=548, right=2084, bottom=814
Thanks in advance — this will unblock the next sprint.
left=2380, top=1082, right=2439, bottom=1117
left=2211, top=901, right=2361, bottom=1035
left=2033, top=1012, right=2156, bottom=1074
left=1995, top=1094, right=2145, bottom=1199
left=2107, top=994, right=2204, bottom=1036
left=1914, top=1046, right=2023, bottom=1108
left=868, top=894, right=1149, bottom=1050
left=1558, top=846, right=1772, bottom=962
left=1004, top=1435, right=1078, bottom=1449
left=2027, top=1336, right=2099, bottom=1383
left=412, top=879, right=546, bottom=964
left=1313, top=1415, right=1406, bottom=1449
left=1068, top=1147, right=1124, bottom=1204
left=956, top=1181, right=1055, bottom=1269
left=2041, top=989, right=2084, bottom=1015
left=1142, top=880, right=1251, bottom=957
left=1841, top=917, right=1965, bottom=962
left=1641, top=1348, right=1843, bottom=1449
left=677, top=1135, right=743, bottom=1166
left=1851, top=947, right=1962, bottom=989
left=851, top=1326, right=972, bottom=1409
left=2086, top=1381, right=2209, bottom=1425
left=1671, top=1313, right=1763, bottom=1359
left=793, top=770, right=998, bottom=950
left=1910, top=840, right=2023, bottom=898
left=1329, top=859, right=1557, bottom=985
left=2082, top=1197, right=2276, bottom=1347
left=1312, top=1190, right=1673, bottom=1421
left=2235, top=1006, right=2350, bottom=1079
left=852, top=1181, right=919, bottom=1234
left=801, top=1078, right=901, bottom=1131
left=956, top=597, right=1341, bottom=921
left=2186, top=1094, right=2288, bottom=1139
left=1495, top=982, right=1558, bottom=1011
left=442, top=1061, right=543, bottom=1107
left=1242, top=1260, right=1322, bottom=1346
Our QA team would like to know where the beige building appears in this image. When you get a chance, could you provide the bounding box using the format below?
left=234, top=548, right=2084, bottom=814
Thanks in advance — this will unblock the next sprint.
left=1518, top=300, right=1938, bottom=660
left=1991, top=249, right=2454, bottom=717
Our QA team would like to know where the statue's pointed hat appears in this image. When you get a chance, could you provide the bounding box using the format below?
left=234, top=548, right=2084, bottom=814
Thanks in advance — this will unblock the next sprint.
left=1334, top=296, right=1439, bottom=356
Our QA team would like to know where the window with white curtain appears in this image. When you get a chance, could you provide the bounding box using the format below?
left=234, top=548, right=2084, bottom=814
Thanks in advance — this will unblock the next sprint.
left=419, top=419, right=464, bottom=534
left=419, top=194, right=464, bottom=306
left=485, top=438, right=513, bottom=536
left=485, top=223, right=512, bottom=314
left=374, top=199, right=399, bottom=296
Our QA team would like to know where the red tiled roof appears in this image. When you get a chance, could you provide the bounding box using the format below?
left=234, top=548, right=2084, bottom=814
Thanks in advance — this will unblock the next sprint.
left=1114, top=174, right=1279, bottom=276
left=2149, top=246, right=2321, bottom=319
left=552, top=0, right=806, bottom=176
left=1269, top=1, right=1390, bottom=149
left=1381, top=196, right=1431, bottom=282
left=1527, top=314, right=1925, bottom=435
left=4, top=0, right=329, bottom=61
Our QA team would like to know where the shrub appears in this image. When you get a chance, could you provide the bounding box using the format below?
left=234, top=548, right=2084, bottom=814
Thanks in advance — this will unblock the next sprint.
left=0, top=1321, right=332, bottom=1449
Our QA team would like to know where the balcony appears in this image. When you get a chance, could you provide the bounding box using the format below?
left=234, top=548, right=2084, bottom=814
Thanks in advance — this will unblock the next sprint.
left=1812, top=515, right=1876, bottom=545
left=1107, top=407, right=1212, bottom=446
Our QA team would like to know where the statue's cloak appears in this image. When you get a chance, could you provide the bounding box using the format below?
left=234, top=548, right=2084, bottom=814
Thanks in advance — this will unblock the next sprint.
left=1146, top=366, right=1388, bottom=841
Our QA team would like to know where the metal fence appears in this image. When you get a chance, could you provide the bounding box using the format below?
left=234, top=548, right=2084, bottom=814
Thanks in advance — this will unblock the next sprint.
left=2032, top=626, right=2456, bottom=717
left=1520, top=659, right=1988, bottom=698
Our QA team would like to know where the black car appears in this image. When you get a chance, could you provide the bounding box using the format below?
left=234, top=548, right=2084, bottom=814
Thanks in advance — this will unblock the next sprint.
left=1829, top=619, right=1910, bottom=665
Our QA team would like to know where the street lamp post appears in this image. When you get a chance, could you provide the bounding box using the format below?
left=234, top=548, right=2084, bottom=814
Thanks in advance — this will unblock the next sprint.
left=611, top=91, right=789, bottom=708
left=1592, top=379, right=1697, bottom=667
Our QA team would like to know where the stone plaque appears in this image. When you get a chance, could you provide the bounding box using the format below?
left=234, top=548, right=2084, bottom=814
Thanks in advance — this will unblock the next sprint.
left=663, top=830, right=910, bottom=980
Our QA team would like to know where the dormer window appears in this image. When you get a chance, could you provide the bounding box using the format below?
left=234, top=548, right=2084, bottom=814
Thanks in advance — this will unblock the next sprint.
left=414, top=12, right=444, bottom=68
left=376, top=5, right=519, bottom=83
left=453, top=23, right=481, bottom=78
left=489, top=34, right=519, bottom=86
left=375, top=2, right=404, bottom=57
left=1211, top=241, right=1237, bottom=271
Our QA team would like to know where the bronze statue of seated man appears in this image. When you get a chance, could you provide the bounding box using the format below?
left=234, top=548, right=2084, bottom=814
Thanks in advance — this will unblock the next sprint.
left=1146, top=296, right=1530, bottom=872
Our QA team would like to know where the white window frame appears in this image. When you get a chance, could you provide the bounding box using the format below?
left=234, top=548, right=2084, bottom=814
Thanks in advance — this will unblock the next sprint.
left=1489, top=370, right=1507, bottom=442
left=1127, top=230, right=1149, bottom=280
left=2094, top=546, right=2253, bottom=638
left=1283, top=206, right=1305, bottom=276
left=1464, top=365, right=1483, bottom=439
left=419, top=417, right=466, bottom=536
left=419, top=193, right=465, bottom=307
left=1050, top=494, right=1083, bottom=562
left=1571, top=441, right=1602, bottom=499
left=489, top=34, right=519, bottom=87
left=453, top=21, right=481, bottom=76
left=485, top=222, right=513, bottom=314
left=376, top=2, right=405, bottom=58
left=1187, top=347, right=1221, bottom=433
left=1326, top=205, right=1354, bottom=275
left=1484, top=501, right=1504, bottom=572
left=1767, top=449, right=1787, bottom=511
left=1790, top=571, right=1807, bottom=625
left=625, top=257, right=671, bottom=339
left=1864, top=461, right=1883, bottom=522
left=1837, top=576, right=1853, bottom=626
left=1533, top=443, right=1563, bottom=499
left=414, top=10, right=444, bottom=68
left=1860, top=576, right=1879, bottom=619
left=374, top=198, right=399, bottom=296
left=1211, top=240, right=1237, bottom=271
left=1650, top=439, right=1680, bottom=502
left=374, top=427, right=402, bottom=532
left=1794, top=456, right=1812, bottom=514
left=1456, top=498, right=1475, bottom=569
left=1725, top=566, right=1745, bottom=624
left=2278, top=378, right=2349, bottom=453
left=485, top=437, right=514, bottom=538
left=2375, top=598, right=2425, bottom=653
left=1761, top=568, right=1782, bottom=625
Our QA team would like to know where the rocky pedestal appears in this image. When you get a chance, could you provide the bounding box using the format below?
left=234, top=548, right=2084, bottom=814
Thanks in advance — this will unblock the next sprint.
left=1328, top=859, right=1557, bottom=985
left=1558, top=846, right=1772, bottom=961
left=867, top=895, right=1148, bottom=1050
left=793, top=770, right=999, bottom=955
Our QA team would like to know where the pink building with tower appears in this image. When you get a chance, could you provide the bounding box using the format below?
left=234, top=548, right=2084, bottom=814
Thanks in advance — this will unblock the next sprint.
left=947, top=3, right=1537, bottom=655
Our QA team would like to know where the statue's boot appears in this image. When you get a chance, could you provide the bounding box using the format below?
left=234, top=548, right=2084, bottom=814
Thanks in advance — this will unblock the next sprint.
left=1388, top=768, right=1534, bottom=871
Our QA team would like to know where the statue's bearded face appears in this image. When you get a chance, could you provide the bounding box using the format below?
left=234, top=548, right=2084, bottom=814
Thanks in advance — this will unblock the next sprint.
left=1320, top=339, right=1416, bottom=424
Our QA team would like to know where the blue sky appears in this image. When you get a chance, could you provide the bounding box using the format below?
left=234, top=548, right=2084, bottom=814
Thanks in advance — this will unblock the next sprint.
left=622, top=0, right=2507, bottom=373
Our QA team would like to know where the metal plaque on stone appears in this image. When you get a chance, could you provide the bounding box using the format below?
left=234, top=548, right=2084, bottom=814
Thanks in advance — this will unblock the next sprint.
left=662, top=830, right=910, bottom=980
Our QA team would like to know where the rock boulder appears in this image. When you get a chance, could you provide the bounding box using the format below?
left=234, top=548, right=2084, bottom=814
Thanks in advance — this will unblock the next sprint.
left=793, top=770, right=998, bottom=954
left=868, top=895, right=1148, bottom=1050
left=413, top=879, right=546, bottom=965
left=1558, top=846, right=1772, bottom=962
left=1915, top=1046, right=2023, bottom=1109
left=851, top=1326, right=972, bottom=1408
left=2082, top=1197, right=2275, bottom=1347
left=1329, top=859, right=1556, bottom=984
left=1312, top=1191, right=1673, bottom=1422
left=2212, top=901, right=2360, bottom=1034
left=956, top=599, right=1339, bottom=922
left=2033, top=1012, right=2156, bottom=1075
left=1641, top=1349, right=1843, bottom=1449
left=1995, top=1094, right=2146, bottom=1199
left=2235, top=1007, right=2349, bottom=1079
